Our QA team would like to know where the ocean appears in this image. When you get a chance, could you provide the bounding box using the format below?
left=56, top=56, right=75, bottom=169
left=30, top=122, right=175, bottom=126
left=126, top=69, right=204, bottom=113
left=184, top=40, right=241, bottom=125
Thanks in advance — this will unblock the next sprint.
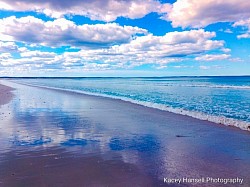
left=11, top=76, right=250, bottom=131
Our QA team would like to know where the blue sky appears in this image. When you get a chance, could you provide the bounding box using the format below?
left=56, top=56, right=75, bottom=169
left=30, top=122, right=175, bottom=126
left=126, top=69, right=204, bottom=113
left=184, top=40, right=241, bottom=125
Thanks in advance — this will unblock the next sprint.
left=0, top=0, right=249, bottom=77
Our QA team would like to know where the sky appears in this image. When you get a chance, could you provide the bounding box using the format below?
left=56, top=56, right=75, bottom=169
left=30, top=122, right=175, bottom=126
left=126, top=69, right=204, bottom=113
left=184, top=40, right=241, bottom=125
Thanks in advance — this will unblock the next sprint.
left=0, top=0, right=249, bottom=77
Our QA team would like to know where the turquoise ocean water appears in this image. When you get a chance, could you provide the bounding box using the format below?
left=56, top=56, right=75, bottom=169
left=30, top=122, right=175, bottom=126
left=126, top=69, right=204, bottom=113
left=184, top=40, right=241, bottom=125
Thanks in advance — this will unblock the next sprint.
left=11, top=76, right=250, bottom=131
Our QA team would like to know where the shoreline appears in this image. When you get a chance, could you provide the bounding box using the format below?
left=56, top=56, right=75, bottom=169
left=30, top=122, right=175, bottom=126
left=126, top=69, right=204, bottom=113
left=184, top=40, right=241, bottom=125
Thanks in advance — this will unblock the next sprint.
left=0, top=81, right=249, bottom=186
left=11, top=81, right=250, bottom=132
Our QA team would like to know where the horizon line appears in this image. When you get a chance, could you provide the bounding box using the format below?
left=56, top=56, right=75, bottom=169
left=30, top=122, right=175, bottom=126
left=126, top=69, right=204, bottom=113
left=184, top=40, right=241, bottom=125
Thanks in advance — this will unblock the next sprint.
left=1, top=75, right=250, bottom=79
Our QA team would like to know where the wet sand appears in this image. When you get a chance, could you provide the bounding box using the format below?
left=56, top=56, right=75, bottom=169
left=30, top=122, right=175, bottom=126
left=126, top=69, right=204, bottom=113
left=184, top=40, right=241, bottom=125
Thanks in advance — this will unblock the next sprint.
left=0, top=81, right=249, bottom=187
left=0, top=84, right=14, bottom=107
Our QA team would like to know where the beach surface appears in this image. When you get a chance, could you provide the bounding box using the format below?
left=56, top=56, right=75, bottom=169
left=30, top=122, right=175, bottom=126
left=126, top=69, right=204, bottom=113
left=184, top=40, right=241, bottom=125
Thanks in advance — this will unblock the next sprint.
left=0, top=84, right=14, bottom=107
left=0, top=80, right=249, bottom=187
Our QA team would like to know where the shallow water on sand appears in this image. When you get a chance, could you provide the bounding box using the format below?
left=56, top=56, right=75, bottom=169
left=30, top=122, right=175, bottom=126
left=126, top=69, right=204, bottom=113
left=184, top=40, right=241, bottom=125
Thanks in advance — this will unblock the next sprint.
left=0, top=81, right=250, bottom=187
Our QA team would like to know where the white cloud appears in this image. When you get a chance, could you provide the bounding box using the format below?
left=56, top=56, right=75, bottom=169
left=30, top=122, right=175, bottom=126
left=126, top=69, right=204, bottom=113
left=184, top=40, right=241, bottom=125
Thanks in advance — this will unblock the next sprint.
left=20, top=51, right=56, bottom=58
left=228, top=57, right=244, bottom=62
left=0, top=54, right=55, bottom=67
left=195, top=54, right=230, bottom=61
left=199, top=65, right=223, bottom=70
left=0, top=0, right=170, bottom=21
left=236, top=33, right=250, bottom=39
left=165, top=0, right=250, bottom=28
left=0, top=29, right=226, bottom=71
left=111, top=29, right=224, bottom=59
left=233, top=19, right=250, bottom=38
left=0, top=41, right=19, bottom=52
left=51, top=29, right=223, bottom=69
left=224, top=29, right=233, bottom=34
left=199, top=66, right=210, bottom=70
left=173, top=65, right=191, bottom=69
left=0, top=52, right=11, bottom=59
left=221, top=48, right=231, bottom=53
left=219, top=28, right=233, bottom=34
left=0, top=16, right=147, bottom=48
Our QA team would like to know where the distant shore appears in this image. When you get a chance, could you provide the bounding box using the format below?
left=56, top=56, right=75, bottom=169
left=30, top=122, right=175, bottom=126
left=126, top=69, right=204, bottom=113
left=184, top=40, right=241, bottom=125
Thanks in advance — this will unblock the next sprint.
left=0, top=81, right=249, bottom=187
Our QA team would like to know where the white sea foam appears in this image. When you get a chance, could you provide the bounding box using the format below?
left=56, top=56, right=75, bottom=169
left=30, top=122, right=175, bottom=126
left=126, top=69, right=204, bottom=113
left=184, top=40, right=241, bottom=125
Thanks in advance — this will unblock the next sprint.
left=179, top=84, right=250, bottom=90
left=151, top=83, right=250, bottom=89
left=14, top=81, right=250, bottom=132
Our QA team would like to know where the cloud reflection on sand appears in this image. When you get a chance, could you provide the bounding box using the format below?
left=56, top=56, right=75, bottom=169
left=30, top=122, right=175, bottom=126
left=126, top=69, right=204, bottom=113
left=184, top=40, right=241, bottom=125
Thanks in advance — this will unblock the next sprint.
left=1, top=81, right=161, bottom=165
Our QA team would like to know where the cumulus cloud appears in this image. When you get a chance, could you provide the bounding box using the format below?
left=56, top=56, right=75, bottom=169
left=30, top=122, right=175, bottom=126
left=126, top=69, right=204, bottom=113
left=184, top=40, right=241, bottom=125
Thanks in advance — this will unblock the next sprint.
left=165, top=0, right=250, bottom=28
left=51, top=29, right=224, bottom=69
left=195, top=54, right=230, bottom=61
left=233, top=19, right=250, bottom=38
left=0, top=29, right=226, bottom=71
left=111, top=29, right=224, bottom=59
left=0, top=14, right=226, bottom=71
left=0, top=0, right=170, bottom=21
left=0, top=16, right=147, bottom=48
